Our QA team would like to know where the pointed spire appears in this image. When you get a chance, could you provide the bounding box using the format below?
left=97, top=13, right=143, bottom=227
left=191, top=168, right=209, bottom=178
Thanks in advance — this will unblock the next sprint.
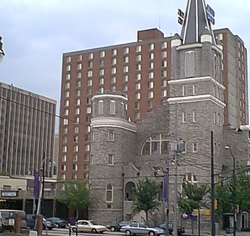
left=180, top=0, right=215, bottom=44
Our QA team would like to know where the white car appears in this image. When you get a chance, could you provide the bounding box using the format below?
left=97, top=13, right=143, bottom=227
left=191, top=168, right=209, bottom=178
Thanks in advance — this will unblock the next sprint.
left=121, top=222, right=164, bottom=236
left=72, top=220, right=107, bottom=233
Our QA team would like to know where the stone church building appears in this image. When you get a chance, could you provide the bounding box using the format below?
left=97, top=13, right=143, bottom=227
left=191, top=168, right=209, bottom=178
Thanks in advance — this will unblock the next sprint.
left=88, top=0, right=250, bottom=231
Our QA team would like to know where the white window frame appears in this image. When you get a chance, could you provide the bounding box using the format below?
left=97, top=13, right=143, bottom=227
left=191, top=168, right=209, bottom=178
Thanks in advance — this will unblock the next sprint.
left=66, top=56, right=71, bottom=63
left=98, top=100, right=104, bottom=114
left=66, top=74, right=71, bottom=80
left=106, top=184, right=113, bottom=202
left=136, top=54, right=142, bottom=61
left=135, top=83, right=141, bottom=90
left=162, top=51, right=167, bottom=58
left=99, top=69, right=104, bottom=76
left=112, top=49, right=117, bottom=56
left=149, top=43, right=154, bottom=50
left=182, top=112, right=187, bottom=123
left=193, top=143, right=198, bottom=153
left=110, top=100, right=116, bottom=115
left=136, top=45, right=141, bottom=52
left=88, top=70, right=93, bottom=77
left=182, top=85, right=187, bottom=96
left=108, top=130, right=115, bottom=141
left=100, top=50, right=105, bottom=57
left=193, top=84, right=196, bottom=95
left=193, top=111, right=197, bottom=122
left=149, top=72, right=154, bottom=79
left=108, top=154, right=114, bottom=165
left=77, top=63, right=82, bottom=70
left=148, top=91, right=154, bottom=99
left=112, top=58, right=117, bottom=65
left=124, top=47, right=129, bottom=54
left=111, top=67, right=117, bottom=74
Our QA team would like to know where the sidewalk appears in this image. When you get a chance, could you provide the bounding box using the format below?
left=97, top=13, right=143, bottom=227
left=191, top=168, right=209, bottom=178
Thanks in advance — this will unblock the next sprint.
left=183, top=230, right=250, bottom=236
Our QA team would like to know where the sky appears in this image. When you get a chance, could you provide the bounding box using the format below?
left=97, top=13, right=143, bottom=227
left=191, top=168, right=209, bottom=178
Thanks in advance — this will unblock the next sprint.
left=1, top=0, right=250, bottom=119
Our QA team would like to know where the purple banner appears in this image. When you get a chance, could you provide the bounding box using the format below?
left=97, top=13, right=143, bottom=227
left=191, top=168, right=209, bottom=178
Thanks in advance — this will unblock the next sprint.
left=162, top=171, right=169, bottom=201
left=33, top=171, right=40, bottom=199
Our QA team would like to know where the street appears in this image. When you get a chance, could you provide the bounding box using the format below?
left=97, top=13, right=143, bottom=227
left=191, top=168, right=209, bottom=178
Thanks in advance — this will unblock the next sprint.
left=40, top=229, right=125, bottom=236
left=39, top=228, right=250, bottom=236
left=2, top=228, right=250, bottom=236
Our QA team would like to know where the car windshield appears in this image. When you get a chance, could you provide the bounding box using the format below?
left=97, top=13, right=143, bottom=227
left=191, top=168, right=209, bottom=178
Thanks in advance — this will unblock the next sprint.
left=89, top=220, right=97, bottom=225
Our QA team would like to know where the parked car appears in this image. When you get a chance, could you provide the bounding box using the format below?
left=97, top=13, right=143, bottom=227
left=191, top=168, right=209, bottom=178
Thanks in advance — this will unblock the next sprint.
left=107, top=220, right=131, bottom=232
left=121, top=222, right=164, bottom=236
left=26, top=215, right=55, bottom=230
left=158, top=223, right=185, bottom=235
left=47, top=217, right=67, bottom=228
left=72, top=220, right=107, bottom=233
left=0, top=217, right=3, bottom=233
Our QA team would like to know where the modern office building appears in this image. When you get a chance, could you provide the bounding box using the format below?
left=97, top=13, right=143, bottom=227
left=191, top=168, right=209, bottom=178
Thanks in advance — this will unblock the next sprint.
left=58, top=0, right=248, bottom=188
left=52, top=133, right=59, bottom=178
left=0, top=82, right=56, bottom=176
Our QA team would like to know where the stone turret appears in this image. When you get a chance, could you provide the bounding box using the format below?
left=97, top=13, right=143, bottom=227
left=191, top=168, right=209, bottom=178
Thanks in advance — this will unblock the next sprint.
left=89, top=92, right=137, bottom=224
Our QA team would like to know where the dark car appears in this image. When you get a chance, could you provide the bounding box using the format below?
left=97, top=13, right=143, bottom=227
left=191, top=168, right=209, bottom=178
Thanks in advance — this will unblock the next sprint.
left=107, top=221, right=131, bottom=232
left=47, top=217, right=67, bottom=228
left=26, top=214, right=55, bottom=230
left=158, top=223, right=185, bottom=235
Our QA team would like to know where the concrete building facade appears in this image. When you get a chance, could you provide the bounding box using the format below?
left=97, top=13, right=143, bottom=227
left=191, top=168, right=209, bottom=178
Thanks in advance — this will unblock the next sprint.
left=0, top=82, right=56, bottom=176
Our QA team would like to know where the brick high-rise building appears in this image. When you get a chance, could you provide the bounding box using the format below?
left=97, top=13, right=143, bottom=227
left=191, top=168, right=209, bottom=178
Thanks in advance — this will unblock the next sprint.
left=0, top=82, right=56, bottom=176
left=58, top=2, right=248, bottom=183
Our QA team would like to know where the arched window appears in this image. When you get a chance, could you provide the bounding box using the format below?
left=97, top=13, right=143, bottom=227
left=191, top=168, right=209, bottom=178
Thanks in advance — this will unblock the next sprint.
left=125, top=182, right=135, bottom=201
left=106, top=184, right=113, bottom=202
left=141, top=134, right=168, bottom=155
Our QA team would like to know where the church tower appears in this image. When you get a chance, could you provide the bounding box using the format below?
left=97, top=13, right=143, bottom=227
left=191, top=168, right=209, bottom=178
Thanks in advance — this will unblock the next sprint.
left=89, top=92, right=137, bottom=224
left=168, top=0, right=225, bottom=184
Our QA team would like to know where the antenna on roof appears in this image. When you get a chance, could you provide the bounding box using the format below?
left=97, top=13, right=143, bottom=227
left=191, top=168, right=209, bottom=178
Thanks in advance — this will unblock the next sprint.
left=158, top=16, right=161, bottom=29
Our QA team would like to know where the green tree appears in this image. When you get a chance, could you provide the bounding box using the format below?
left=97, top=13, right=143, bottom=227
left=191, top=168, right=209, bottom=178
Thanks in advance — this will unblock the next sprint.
left=236, top=168, right=250, bottom=211
left=216, top=166, right=250, bottom=216
left=215, top=183, right=232, bottom=216
left=178, top=181, right=209, bottom=234
left=179, top=181, right=210, bottom=212
left=59, top=180, right=91, bottom=217
left=132, top=178, right=160, bottom=221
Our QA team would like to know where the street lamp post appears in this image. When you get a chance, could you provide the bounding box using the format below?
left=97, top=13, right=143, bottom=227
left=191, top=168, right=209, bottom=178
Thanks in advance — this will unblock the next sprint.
left=225, top=145, right=236, bottom=236
left=171, top=140, right=185, bottom=236
left=36, top=157, right=51, bottom=216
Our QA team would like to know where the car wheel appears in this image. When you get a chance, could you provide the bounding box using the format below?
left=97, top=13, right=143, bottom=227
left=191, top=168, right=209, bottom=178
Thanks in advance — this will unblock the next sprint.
left=125, top=230, right=132, bottom=236
left=110, top=226, right=116, bottom=232
left=148, top=231, right=155, bottom=236
left=91, top=228, right=97, bottom=233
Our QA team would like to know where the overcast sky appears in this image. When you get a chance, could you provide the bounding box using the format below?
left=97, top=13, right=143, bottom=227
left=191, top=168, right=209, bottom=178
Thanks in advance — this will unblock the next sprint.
left=1, top=0, right=250, bottom=117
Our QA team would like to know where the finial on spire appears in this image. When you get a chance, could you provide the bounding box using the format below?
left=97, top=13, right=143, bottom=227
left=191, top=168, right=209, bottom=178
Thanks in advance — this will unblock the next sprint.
left=180, top=0, right=216, bottom=44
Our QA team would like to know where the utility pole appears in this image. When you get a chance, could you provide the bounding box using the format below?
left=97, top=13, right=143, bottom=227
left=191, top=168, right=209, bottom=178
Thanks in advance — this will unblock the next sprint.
left=225, top=146, right=237, bottom=236
left=173, top=153, right=178, bottom=236
left=163, top=167, right=169, bottom=236
left=211, top=131, right=216, bottom=236
left=171, top=140, right=185, bottom=236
